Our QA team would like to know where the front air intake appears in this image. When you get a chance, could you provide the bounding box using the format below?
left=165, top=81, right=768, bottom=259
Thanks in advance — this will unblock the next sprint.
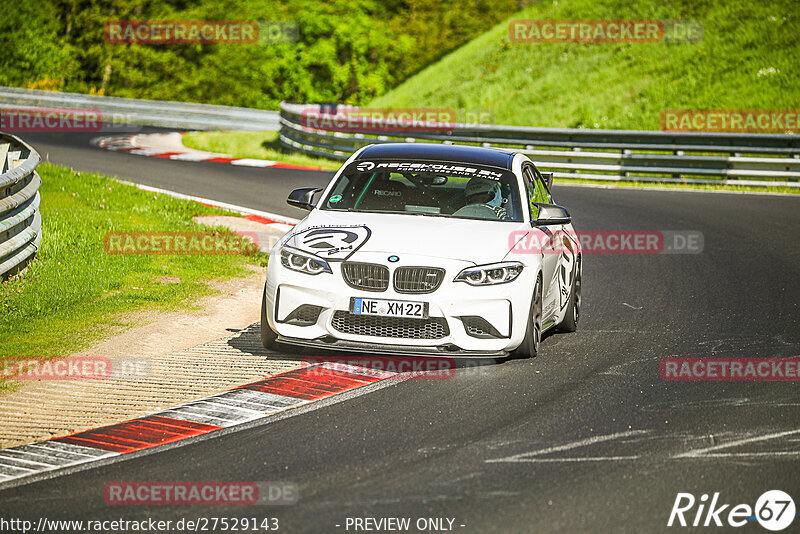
left=332, top=311, right=449, bottom=339
left=280, top=305, right=323, bottom=326
left=461, top=316, right=505, bottom=339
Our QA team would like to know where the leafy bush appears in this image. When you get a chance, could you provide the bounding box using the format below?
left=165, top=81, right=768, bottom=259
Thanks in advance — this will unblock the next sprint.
left=1, top=0, right=526, bottom=108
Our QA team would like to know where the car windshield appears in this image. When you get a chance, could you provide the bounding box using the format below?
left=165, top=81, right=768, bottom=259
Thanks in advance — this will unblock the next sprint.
left=321, top=160, right=523, bottom=222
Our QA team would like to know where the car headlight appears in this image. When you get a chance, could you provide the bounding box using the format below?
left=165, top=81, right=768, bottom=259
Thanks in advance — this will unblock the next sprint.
left=454, top=262, right=523, bottom=286
left=280, top=247, right=331, bottom=275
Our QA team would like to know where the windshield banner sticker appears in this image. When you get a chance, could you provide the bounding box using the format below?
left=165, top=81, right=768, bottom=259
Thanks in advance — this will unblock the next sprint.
left=348, top=161, right=506, bottom=180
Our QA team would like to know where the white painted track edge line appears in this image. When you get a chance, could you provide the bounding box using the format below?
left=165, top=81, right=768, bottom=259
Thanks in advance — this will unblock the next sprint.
left=113, top=179, right=301, bottom=224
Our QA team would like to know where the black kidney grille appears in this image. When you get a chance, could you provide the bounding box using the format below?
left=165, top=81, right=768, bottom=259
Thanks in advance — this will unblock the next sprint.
left=342, top=262, right=390, bottom=291
left=393, top=267, right=445, bottom=293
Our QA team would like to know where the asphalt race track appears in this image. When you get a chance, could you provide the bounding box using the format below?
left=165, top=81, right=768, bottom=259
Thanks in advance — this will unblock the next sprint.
left=2, top=131, right=799, bottom=532
left=25, top=129, right=335, bottom=218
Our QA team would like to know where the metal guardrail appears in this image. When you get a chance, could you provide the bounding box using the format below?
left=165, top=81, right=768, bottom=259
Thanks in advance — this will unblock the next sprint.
left=0, top=133, right=41, bottom=278
left=279, top=102, right=800, bottom=187
left=0, top=87, right=280, bottom=131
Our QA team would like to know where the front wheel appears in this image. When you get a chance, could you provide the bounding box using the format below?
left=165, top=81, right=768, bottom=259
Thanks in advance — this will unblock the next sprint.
left=260, top=284, right=279, bottom=350
left=512, top=277, right=542, bottom=359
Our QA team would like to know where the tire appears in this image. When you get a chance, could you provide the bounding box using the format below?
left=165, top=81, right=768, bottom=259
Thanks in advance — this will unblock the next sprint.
left=512, top=277, right=542, bottom=359
left=260, top=283, right=280, bottom=350
left=558, top=258, right=581, bottom=333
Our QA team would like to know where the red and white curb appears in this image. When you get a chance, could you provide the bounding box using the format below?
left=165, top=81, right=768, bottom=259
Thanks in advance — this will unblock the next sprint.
left=0, top=362, right=397, bottom=487
left=93, top=132, right=324, bottom=170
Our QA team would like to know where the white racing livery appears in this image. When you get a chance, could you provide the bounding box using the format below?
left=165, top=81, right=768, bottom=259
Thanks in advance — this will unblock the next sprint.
left=261, top=143, right=581, bottom=357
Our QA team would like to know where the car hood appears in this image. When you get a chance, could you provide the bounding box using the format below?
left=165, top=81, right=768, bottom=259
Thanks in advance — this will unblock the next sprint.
left=283, top=210, right=526, bottom=264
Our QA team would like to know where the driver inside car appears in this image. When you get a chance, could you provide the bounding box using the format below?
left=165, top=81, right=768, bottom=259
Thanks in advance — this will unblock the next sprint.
left=452, top=177, right=507, bottom=220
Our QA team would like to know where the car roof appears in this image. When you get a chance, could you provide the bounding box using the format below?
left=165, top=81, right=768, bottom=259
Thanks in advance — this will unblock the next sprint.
left=356, top=143, right=516, bottom=170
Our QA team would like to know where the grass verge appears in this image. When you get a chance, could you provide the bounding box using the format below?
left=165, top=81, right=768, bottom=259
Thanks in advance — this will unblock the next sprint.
left=182, top=131, right=342, bottom=171
left=0, top=163, right=267, bottom=391
left=559, top=178, right=798, bottom=194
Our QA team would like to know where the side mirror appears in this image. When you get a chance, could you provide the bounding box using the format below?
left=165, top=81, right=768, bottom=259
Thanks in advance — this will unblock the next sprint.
left=287, top=187, right=322, bottom=211
left=532, top=203, right=571, bottom=226
left=541, top=172, right=554, bottom=191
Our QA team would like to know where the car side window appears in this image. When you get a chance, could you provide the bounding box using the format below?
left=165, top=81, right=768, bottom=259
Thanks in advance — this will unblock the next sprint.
left=522, top=166, right=539, bottom=220
left=531, top=167, right=553, bottom=203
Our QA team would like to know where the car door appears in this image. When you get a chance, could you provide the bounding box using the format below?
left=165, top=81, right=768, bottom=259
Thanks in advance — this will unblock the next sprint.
left=532, top=166, right=578, bottom=320
left=522, top=164, right=560, bottom=320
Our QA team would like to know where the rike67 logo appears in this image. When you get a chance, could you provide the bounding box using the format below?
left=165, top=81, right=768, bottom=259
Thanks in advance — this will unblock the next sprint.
left=669, top=491, right=796, bottom=531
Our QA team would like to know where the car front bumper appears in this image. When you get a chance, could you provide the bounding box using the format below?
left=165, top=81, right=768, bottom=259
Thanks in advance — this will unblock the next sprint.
left=265, top=251, right=539, bottom=356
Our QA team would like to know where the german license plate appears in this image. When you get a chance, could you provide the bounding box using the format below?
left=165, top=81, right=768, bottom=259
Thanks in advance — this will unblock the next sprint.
left=350, top=297, right=428, bottom=319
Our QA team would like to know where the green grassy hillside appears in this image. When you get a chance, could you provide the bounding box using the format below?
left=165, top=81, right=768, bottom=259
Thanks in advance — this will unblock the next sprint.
left=369, top=0, right=799, bottom=129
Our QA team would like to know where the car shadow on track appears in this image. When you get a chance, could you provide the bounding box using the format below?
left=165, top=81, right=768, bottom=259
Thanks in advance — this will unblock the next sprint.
left=226, top=323, right=513, bottom=377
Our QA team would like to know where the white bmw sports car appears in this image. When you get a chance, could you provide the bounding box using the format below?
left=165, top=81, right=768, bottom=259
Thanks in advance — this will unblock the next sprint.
left=261, top=143, right=581, bottom=358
